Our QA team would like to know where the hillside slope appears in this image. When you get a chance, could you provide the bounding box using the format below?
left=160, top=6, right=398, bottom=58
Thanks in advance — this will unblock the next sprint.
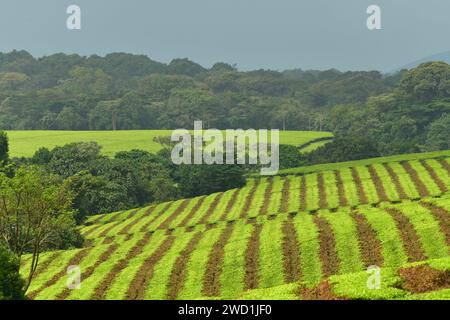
left=22, top=152, right=450, bottom=300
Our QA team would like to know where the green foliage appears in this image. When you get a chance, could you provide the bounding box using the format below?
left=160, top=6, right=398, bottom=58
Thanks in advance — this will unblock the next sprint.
left=0, top=131, right=9, bottom=164
left=307, top=136, right=380, bottom=164
left=278, top=144, right=307, bottom=169
left=0, top=246, right=25, bottom=300
left=425, top=113, right=450, bottom=151
left=175, top=164, right=246, bottom=198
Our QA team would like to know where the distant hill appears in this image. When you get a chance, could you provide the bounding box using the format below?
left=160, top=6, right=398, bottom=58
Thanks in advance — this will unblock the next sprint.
left=393, top=50, right=450, bottom=72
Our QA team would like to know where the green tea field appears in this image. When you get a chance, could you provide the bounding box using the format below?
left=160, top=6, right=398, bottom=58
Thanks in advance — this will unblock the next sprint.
left=6, top=130, right=333, bottom=158
left=21, top=151, right=450, bottom=300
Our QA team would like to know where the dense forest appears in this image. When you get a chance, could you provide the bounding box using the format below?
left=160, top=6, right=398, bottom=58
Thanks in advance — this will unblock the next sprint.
left=0, top=50, right=398, bottom=132
left=0, top=50, right=448, bottom=158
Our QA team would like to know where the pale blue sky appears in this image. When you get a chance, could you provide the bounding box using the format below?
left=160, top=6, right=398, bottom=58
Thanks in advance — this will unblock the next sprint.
left=0, top=0, right=449, bottom=71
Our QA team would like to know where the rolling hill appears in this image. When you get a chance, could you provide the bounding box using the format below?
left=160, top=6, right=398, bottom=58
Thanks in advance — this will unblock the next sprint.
left=21, top=151, right=450, bottom=300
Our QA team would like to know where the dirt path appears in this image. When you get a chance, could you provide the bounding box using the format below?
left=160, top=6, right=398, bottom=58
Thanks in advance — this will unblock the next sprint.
left=126, top=235, right=176, bottom=300
left=199, top=193, right=224, bottom=225
left=91, top=232, right=153, bottom=300
left=439, top=159, right=450, bottom=177
left=300, top=176, right=307, bottom=211
left=334, top=170, right=348, bottom=207
left=98, top=221, right=121, bottom=238
left=351, top=167, right=368, bottom=204
left=159, top=199, right=190, bottom=229
left=239, top=180, right=260, bottom=219
left=420, top=160, right=447, bottom=193
left=219, top=189, right=240, bottom=221
left=56, top=243, right=119, bottom=300
left=385, top=208, right=427, bottom=262
left=401, top=162, right=429, bottom=197
left=202, top=223, right=235, bottom=297
left=177, top=196, right=206, bottom=228
left=383, top=163, right=407, bottom=199
left=28, top=248, right=91, bottom=299
left=351, top=212, right=384, bottom=268
left=281, top=219, right=302, bottom=283
left=317, top=173, right=328, bottom=209
left=368, top=165, right=389, bottom=202
left=140, top=202, right=173, bottom=232
left=279, top=178, right=290, bottom=213
left=166, top=232, right=204, bottom=300
left=398, top=265, right=450, bottom=293
left=244, top=224, right=262, bottom=290
left=419, top=202, right=450, bottom=250
left=259, top=178, right=274, bottom=215
left=313, top=216, right=340, bottom=277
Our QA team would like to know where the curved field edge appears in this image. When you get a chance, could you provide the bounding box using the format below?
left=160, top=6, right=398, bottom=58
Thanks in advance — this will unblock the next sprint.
left=6, top=130, right=332, bottom=158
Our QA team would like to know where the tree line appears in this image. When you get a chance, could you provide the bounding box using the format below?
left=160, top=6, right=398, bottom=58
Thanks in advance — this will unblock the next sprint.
left=0, top=50, right=396, bottom=131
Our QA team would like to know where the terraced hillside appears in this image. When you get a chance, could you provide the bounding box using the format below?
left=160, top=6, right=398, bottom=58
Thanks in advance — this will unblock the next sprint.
left=22, top=153, right=450, bottom=300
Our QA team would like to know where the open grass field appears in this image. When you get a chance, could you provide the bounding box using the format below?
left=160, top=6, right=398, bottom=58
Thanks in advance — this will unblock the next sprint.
left=21, top=151, right=450, bottom=300
left=6, top=130, right=333, bottom=158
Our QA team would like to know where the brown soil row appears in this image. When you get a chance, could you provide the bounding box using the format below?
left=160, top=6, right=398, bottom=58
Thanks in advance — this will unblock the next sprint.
left=351, top=167, right=368, bottom=204
left=125, top=209, right=140, bottom=220
left=199, top=193, right=224, bottom=225
left=419, top=202, right=450, bottom=249
left=351, top=212, right=384, bottom=268
left=28, top=251, right=63, bottom=280
left=239, top=180, right=260, bottom=219
left=118, top=206, right=156, bottom=235
left=439, top=159, right=450, bottom=177
left=119, top=216, right=144, bottom=235
left=279, top=178, right=290, bottom=213
left=368, top=165, right=389, bottom=202
left=82, top=211, right=124, bottom=238
left=259, top=178, right=274, bottom=215
left=91, top=232, right=154, bottom=299
left=398, top=265, right=450, bottom=294
left=140, top=202, right=173, bottom=232
left=334, top=170, right=348, bottom=207
left=420, top=160, right=448, bottom=193
left=383, top=163, right=407, bottom=199
left=301, top=280, right=346, bottom=300
left=401, top=162, right=429, bottom=197
left=202, top=224, right=235, bottom=297
left=28, top=248, right=91, bottom=299
left=300, top=176, right=307, bottom=211
left=102, top=236, right=115, bottom=245
left=244, top=224, right=263, bottom=290
left=159, top=199, right=190, bottom=230
left=385, top=208, right=427, bottom=262
left=127, top=235, right=176, bottom=300
left=166, top=232, right=204, bottom=300
left=82, top=224, right=106, bottom=238
left=56, top=243, right=120, bottom=300
left=281, top=219, right=302, bottom=283
left=98, top=221, right=121, bottom=238
left=177, top=196, right=206, bottom=228
left=219, top=189, right=240, bottom=221
left=313, top=216, right=340, bottom=277
left=317, top=173, right=328, bottom=209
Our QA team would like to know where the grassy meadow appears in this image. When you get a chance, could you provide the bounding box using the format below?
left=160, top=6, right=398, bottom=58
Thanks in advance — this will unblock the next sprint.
left=6, top=130, right=333, bottom=158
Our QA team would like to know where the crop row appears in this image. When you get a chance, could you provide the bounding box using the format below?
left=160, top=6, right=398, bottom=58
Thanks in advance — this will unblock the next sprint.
left=23, top=196, right=450, bottom=300
left=79, top=158, right=450, bottom=242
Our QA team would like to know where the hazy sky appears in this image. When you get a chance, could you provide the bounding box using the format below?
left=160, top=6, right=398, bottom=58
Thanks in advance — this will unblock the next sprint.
left=0, top=0, right=449, bottom=71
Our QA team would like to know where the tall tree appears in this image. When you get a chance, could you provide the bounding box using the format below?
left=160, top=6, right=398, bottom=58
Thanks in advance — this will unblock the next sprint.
left=0, top=166, right=77, bottom=291
left=0, top=131, right=8, bottom=165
